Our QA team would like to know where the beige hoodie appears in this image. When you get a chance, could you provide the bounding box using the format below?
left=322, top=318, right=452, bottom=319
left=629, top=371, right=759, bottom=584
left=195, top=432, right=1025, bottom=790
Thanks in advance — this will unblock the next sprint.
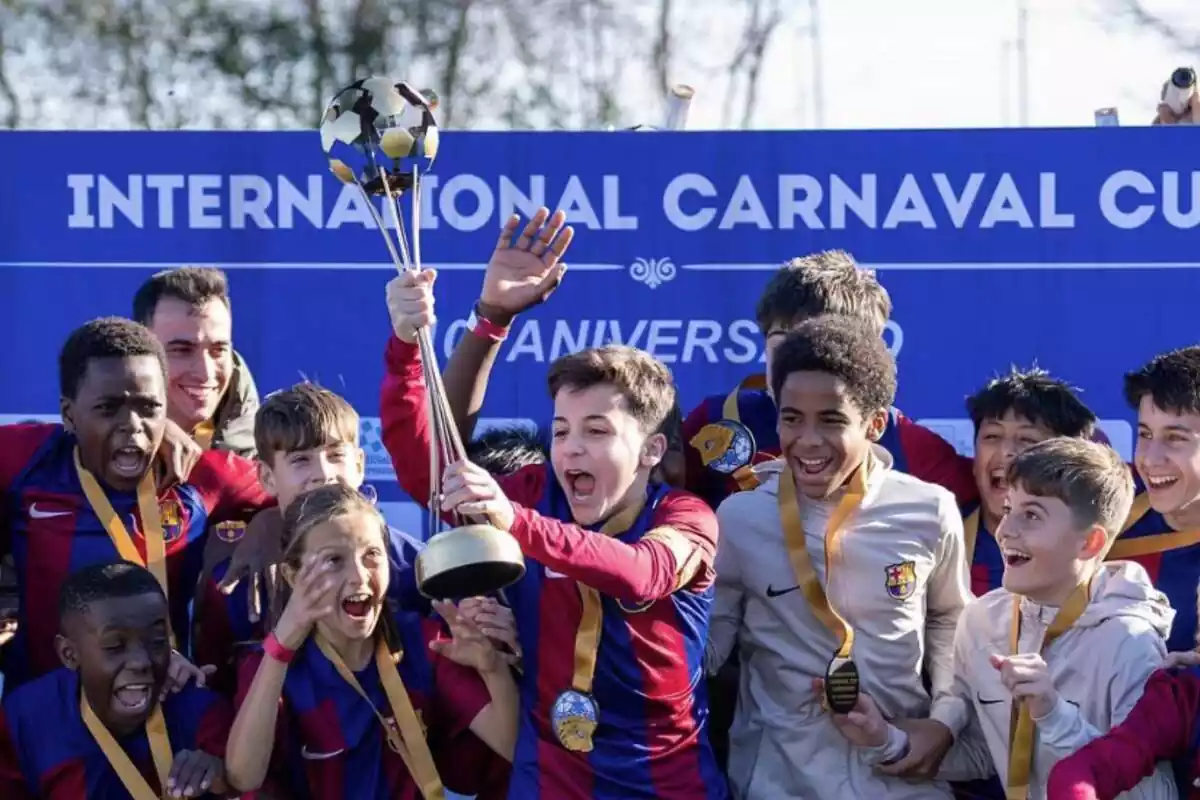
left=706, top=448, right=974, bottom=799
left=946, top=560, right=1176, bottom=800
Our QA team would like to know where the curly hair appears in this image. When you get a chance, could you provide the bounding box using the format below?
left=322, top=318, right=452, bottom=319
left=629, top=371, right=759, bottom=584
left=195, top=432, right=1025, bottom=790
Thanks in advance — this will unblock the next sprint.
left=58, top=317, right=168, bottom=400
left=769, top=315, right=896, bottom=414
left=1124, top=346, right=1200, bottom=416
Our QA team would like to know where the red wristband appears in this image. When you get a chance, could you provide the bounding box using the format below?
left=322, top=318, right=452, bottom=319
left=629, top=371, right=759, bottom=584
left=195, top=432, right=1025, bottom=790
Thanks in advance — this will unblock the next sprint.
left=263, top=632, right=296, bottom=664
left=468, top=305, right=510, bottom=342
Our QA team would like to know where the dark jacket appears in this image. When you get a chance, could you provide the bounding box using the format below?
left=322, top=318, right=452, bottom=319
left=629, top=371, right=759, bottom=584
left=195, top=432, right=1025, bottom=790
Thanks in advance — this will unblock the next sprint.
left=211, top=350, right=259, bottom=459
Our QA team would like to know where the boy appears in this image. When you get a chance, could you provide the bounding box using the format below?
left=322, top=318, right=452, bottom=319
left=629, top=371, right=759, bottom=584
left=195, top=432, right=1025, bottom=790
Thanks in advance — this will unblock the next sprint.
left=962, top=368, right=1097, bottom=595
left=1113, top=346, right=1200, bottom=653
left=383, top=269, right=727, bottom=799
left=680, top=250, right=977, bottom=509
left=465, top=425, right=548, bottom=476
left=705, top=315, right=972, bottom=799
left=0, top=561, right=232, bottom=799
left=924, top=438, right=1174, bottom=799
left=0, top=317, right=270, bottom=688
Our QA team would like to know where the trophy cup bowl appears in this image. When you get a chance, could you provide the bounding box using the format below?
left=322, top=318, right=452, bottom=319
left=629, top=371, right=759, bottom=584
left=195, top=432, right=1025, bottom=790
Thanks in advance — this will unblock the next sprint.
left=416, top=523, right=527, bottom=599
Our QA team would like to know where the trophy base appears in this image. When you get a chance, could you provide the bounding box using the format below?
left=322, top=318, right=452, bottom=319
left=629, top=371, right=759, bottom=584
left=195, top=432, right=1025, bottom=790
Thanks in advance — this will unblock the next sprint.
left=416, top=524, right=526, bottom=599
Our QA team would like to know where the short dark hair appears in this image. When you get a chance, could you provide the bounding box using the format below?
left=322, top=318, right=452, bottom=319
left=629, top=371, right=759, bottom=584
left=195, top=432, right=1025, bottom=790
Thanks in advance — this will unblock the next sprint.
left=255, top=383, right=360, bottom=461
left=1124, top=346, right=1200, bottom=416
left=755, top=251, right=891, bottom=336
left=966, top=367, right=1096, bottom=438
left=770, top=315, right=896, bottom=414
left=132, top=267, right=231, bottom=326
left=59, top=317, right=169, bottom=400
left=466, top=426, right=547, bottom=476
left=546, top=346, right=677, bottom=434
left=59, top=562, right=165, bottom=622
left=1007, top=437, right=1134, bottom=545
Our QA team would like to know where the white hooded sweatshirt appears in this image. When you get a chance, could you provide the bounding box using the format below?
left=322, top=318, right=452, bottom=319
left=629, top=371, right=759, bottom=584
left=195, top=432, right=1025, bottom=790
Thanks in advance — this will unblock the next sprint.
left=946, top=560, right=1176, bottom=800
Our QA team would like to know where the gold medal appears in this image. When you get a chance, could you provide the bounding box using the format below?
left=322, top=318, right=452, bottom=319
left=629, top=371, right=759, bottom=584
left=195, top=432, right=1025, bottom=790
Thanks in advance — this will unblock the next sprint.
left=552, top=689, right=599, bottom=752
left=824, top=655, right=860, bottom=714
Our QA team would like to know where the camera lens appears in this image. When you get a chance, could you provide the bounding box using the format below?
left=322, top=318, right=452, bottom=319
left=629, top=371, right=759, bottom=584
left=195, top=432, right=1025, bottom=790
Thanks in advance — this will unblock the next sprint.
left=1171, top=67, right=1196, bottom=88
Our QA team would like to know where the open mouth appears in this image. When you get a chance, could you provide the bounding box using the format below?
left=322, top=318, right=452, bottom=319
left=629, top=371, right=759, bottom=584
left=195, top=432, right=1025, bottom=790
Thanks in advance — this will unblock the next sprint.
left=112, top=682, right=153, bottom=713
left=110, top=446, right=148, bottom=478
left=988, top=468, right=1008, bottom=493
left=794, top=456, right=832, bottom=476
left=341, top=592, right=375, bottom=620
left=1002, top=547, right=1032, bottom=568
left=178, top=385, right=217, bottom=402
left=564, top=469, right=596, bottom=502
left=1145, top=474, right=1180, bottom=491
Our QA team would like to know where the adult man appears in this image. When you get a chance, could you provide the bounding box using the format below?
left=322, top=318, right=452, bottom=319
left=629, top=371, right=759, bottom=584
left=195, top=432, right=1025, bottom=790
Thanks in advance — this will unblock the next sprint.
left=132, top=267, right=259, bottom=457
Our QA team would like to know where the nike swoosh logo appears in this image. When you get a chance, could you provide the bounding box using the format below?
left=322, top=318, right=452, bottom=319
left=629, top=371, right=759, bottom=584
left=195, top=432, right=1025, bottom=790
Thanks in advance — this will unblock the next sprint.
left=29, top=504, right=71, bottom=519
left=977, top=695, right=1005, bottom=705
left=300, top=746, right=345, bottom=761
left=766, top=584, right=801, bottom=598
left=545, top=569, right=566, bottom=579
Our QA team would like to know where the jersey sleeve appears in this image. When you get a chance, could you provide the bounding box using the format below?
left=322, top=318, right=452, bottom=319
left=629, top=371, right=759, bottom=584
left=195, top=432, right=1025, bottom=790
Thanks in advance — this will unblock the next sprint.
left=507, top=488, right=718, bottom=603
left=174, top=686, right=235, bottom=759
left=895, top=415, right=977, bottom=506
left=1045, top=668, right=1198, bottom=800
left=0, top=708, right=34, bottom=800
left=189, top=450, right=274, bottom=522
left=191, top=571, right=240, bottom=697
left=234, top=650, right=294, bottom=797
left=427, top=637, right=493, bottom=743
left=380, top=335, right=548, bottom=510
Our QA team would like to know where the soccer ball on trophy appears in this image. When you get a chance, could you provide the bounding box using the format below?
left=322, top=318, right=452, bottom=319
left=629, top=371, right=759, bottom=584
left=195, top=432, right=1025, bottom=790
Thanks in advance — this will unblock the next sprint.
left=318, top=77, right=440, bottom=196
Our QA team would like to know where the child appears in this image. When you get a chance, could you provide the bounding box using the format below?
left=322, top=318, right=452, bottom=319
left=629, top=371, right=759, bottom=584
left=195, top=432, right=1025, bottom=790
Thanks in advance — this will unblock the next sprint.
left=934, top=438, right=1174, bottom=799
left=383, top=269, right=727, bottom=798
left=705, top=315, right=973, bottom=798
left=225, top=482, right=517, bottom=799
left=0, top=561, right=232, bottom=799
left=0, top=317, right=269, bottom=688
left=1113, top=346, right=1200, bottom=653
left=192, top=382, right=373, bottom=693
left=465, top=425, right=547, bottom=476
left=963, top=368, right=1097, bottom=595
left=1046, top=664, right=1200, bottom=798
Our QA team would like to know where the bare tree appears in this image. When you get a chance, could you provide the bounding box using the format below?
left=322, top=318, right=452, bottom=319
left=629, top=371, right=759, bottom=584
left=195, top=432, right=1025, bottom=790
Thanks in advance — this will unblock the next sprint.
left=1112, top=0, right=1200, bottom=54
left=722, top=0, right=785, bottom=129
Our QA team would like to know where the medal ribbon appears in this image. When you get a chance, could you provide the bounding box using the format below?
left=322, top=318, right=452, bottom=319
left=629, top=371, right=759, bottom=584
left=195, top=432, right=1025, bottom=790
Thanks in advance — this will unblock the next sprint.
left=570, top=504, right=647, bottom=695
left=1004, top=578, right=1093, bottom=800
left=81, top=693, right=173, bottom=800
left=1107, top=492, right=1200, bottom=557
left=776, top=460, right=869, bottom=661
left=74, top=449, right=173, bottom=646
left=313, top=634, right=444, bottom=800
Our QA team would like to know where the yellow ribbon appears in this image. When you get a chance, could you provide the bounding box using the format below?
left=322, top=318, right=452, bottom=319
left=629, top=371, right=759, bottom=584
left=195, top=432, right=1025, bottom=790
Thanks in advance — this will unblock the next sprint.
left=313, top=634, right=444, bottom=800
left=1106, top=492, right=1200, bottom=558
left=1004, top=578, right=1093, bottom=800
left=776, top=460, right=869, bottom=661
left=81, top=694, right=173, bottom=800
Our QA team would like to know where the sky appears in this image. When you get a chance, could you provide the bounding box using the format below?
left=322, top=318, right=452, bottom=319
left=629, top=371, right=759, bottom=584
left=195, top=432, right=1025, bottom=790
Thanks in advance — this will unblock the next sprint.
left=659, top=0, right=1200, bottom=131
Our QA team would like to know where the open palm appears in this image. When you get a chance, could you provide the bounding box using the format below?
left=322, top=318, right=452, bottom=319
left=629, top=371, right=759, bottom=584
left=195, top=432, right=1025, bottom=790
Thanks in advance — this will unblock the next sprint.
left=480, top=208, right=575, bottom=316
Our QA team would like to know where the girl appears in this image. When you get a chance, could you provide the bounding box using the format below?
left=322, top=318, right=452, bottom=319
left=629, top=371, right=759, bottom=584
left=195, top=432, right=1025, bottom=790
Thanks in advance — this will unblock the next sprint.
left=225, top=481, right=517, bottom=799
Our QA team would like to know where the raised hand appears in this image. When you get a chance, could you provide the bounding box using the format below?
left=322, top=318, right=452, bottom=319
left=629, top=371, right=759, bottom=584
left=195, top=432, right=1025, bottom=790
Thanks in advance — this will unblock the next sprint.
left=164, top=650, right=218, bottom=694
left=479, top=209, right=574, bottom=322
left=273, top=551, right=338, bottom=651
left=386, top=269, right=437, bottom=343
left=458, top=596, right=522, bottom=663
left=167, top=749, right=227, bottom=797
left=440, top=460, right=515, bottom=531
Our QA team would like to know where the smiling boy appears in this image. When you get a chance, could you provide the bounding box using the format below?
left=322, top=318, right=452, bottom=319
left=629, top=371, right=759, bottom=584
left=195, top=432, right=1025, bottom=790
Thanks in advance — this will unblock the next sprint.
left=1110, top=346, right=1200, bottom=653
left=0, top=318, right=269, bottom=688
left=0, top=562, right=232, bottom=799
left=705, top=316, right=972, bottom=799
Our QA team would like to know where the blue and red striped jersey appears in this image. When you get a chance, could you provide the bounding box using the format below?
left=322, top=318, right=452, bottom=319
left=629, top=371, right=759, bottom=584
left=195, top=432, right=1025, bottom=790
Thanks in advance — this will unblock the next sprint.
left=682, top=387, right=977, bottom=509
left=0, top=668, right=231, bottom=800
left=379, top=335, right=726, bottom=799
left=1109, top=483, right=1200, bottom=654
left=0, top=423, right=270, bottom=687
left=235, top=613, right=491, bottom=800
left=960, top=500, right=1004, bottom=597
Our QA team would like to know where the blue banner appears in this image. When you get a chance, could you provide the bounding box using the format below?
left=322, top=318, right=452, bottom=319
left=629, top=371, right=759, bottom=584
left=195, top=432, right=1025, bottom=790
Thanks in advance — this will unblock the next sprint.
left=2, top=128, right=1199, bottom=517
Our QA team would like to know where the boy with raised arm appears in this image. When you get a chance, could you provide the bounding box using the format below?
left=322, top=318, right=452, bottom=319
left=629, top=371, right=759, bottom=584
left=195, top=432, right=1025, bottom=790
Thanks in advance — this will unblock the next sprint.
left=382, top=268, right=726, bottom=799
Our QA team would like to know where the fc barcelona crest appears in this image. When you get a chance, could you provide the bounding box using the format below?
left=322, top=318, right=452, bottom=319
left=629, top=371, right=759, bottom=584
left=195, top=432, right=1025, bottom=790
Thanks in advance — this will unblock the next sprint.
left=159, top=499, right=183, bottom=542
left=215, top=520, right=246, bottom=544
left=884, top=561, right=916, bottom=600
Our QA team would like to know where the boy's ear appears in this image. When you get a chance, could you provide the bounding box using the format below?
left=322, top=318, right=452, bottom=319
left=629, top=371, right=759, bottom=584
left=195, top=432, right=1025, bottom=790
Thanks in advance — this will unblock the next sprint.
left=865, top=408, right=889, bottom=443
left=280, top=562, right=298, bottom=589
left=60, top=397, right=75, bottom=434
left=55, top=633, right=80, bottom=671
left=1079, top=525, right=1109, bottom=560
left=257, top=459, right=278, bottom=498
left=641, top=432, right=668, bottom=469
left=351, top=446, right=366, bottom=487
